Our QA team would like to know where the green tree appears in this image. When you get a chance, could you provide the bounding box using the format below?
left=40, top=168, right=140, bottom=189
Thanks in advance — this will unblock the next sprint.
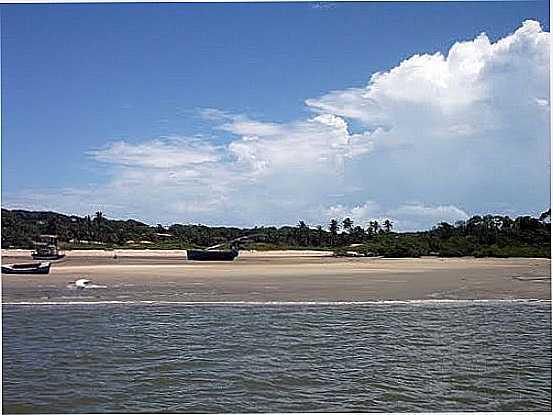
left=329, top=219, right=339, bottom=246
left=94, top=211, right=104, bottom=242
left=500, top=216, right=513, bottom=230
left=352, top=226, right=365, bottom=242
left=316, top=225, right=324, bottom=246
left=435, top=222, right=455, bottom=239
left=366, top=224, right=374, bottom=238
left=297, top=220, right=309, bottom=246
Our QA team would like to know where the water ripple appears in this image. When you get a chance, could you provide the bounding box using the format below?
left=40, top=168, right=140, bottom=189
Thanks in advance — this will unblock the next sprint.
left=2, top=302, right=551, bottom=413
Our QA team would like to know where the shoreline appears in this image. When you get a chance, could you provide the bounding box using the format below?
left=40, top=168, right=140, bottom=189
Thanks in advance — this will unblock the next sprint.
left=1, top=252, right=550, bottom=303
left=1, top=249, right=334, bottom=258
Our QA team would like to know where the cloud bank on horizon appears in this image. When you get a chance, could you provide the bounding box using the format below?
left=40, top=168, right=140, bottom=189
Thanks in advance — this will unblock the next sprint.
left=8, top=20, right=551, bottom=230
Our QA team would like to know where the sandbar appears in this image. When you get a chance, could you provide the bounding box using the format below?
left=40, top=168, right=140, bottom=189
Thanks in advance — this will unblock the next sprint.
left=1, top=250, right=550, bottom=303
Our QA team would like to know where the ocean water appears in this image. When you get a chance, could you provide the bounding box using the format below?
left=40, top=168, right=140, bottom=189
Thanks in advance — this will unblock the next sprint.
left=2, top=301, right=551, bottom=413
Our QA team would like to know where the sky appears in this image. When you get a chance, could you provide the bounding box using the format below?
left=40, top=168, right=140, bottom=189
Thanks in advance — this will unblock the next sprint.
left=1, top=1, right=550, bottom=230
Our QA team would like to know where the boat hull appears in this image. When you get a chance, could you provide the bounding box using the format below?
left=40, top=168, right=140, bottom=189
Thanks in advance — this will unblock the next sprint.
left=2, top=262, right=51, bottom=275
left=186, top=250, right=238, bottom=261
left=31, top=253, right=65, bottom=260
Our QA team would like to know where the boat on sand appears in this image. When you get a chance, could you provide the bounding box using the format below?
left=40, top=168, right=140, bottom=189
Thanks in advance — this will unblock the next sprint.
left=32, top=235, right=65, bottom=260
left=186, top=234, right=265, bottom=261
left=2, top=262, right=51, bottom=275
left=186, top=249, right=239, bottom=261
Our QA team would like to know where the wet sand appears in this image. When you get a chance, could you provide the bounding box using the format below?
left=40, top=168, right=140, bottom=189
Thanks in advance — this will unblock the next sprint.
left=1, top=251, right=550, bottom=303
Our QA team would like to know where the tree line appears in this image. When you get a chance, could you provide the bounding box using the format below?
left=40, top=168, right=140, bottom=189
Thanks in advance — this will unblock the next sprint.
left=1, top=208, right=550, bottom=258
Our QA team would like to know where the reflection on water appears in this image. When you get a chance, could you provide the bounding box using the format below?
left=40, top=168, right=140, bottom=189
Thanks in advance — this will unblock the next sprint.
left=3, top=302, right=551, bottom=413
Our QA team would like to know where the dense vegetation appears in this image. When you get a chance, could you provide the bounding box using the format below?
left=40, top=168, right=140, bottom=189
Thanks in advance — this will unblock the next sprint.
left=1, top=208, right=550, bottom=258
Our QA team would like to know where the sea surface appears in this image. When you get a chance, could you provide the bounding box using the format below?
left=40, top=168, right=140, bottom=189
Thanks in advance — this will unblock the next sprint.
left=2, top=301, right=552, bottom=413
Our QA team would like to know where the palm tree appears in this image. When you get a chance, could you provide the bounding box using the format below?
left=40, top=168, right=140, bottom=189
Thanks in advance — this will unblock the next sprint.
left=539, top=209, right=551, bottom=222
left=94, top=211, right=104, bottom=242
left=371, top=220, right=380, bottom=234
left=342, top=217, right=353, bottom=234
left=329, top=219, right=339, bottom=246
left=383, top=219, right=393, bottom=233
left=297, top=220, right=309, bottom=246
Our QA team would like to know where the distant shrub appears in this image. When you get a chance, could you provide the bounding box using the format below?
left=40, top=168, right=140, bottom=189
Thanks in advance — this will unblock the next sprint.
left=474, top=244, right=550, bottom=258
left=438, top=237, right=476, bottom=257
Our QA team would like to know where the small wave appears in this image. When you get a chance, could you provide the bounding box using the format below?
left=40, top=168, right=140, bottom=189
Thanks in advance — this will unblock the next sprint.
left=2, top=299, right=550, bottom=306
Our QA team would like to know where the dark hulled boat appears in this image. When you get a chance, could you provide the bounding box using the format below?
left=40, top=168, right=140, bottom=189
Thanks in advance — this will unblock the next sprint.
left=2, top=262, right=51, bottom=275
left=186, top=249, right=238, bottom=261
left=186, top=234, right=265, bottom=261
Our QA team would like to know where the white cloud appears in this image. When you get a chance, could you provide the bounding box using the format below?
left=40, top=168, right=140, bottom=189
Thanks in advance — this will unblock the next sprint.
left=65, top=110, right=375, bottom=225
left=389, top=204, right=469, bottom=231
left=323, top=201, right=382, bottom=227
left=226, top=113, right=373, bottom=176
left=322, top=202, right=469, bottom=231
left=306, top=20, right=550, bottom=215
left=306, top=20, right=549, bottom=137
left=220, top=119, right=283, bottom=137
left=391, top=204, right=469, bottom=221
left=5, top=21, right=549, bottom=228
left=90, top=137, right=221, bottom=169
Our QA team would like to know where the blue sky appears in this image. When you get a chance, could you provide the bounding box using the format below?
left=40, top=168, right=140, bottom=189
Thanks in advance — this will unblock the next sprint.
left=1, top=2, right=550, bottom=229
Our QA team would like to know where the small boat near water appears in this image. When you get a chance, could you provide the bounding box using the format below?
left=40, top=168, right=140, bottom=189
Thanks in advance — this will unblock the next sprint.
left=2, top=262, right=51, bottom=275
left=186, top=249, right=238, bottom=261
left=186, top=233, right=265, bottom=261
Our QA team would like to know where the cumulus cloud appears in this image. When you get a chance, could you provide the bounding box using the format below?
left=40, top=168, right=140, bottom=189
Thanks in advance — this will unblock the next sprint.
left=224, top=113, right=374, bottom=176
left=5, top=21, right=549, bottom=228
left=307, top=20, right=550, bottom=215
left=306, top=20, right=549, bottom=136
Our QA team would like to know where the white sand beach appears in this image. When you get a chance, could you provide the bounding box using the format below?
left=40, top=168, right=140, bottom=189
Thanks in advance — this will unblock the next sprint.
left=1, top=250, right=550, bottom=303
